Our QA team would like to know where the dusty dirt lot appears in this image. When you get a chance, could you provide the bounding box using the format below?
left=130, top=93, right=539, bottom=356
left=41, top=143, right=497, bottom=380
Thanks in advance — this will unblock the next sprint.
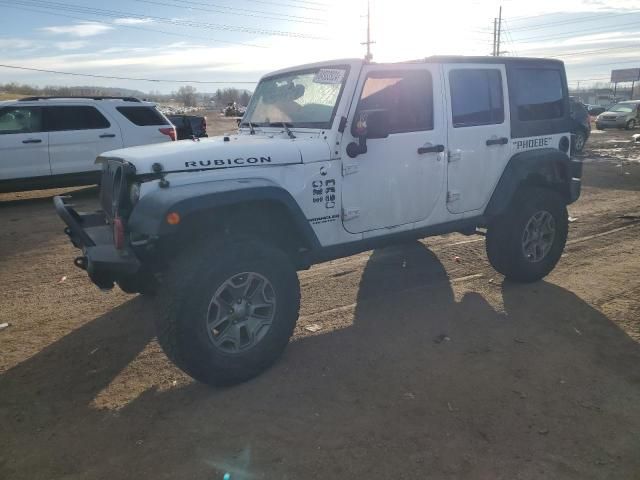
left=1, top=124, right=640, bottom=480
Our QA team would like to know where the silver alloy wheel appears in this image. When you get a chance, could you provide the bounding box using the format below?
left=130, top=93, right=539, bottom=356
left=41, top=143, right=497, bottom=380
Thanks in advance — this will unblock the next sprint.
left=574, top=132, right=585, bottom=151
left=521, top=210, right=556, bottom=263
left=206, top=272, right=276, bottom=353
left=628, top=119, right=636, bottom=130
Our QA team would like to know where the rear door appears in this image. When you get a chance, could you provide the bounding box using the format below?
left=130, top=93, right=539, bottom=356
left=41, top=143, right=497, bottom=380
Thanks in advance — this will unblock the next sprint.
left=46, top=105, right=122, bottom=175
left=443, top=64, right=510, bottom=214
left=0, top=106, right=50, bottom=180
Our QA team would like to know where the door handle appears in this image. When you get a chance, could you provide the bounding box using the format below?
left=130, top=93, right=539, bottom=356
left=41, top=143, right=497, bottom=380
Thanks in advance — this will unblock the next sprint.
left=417, top=144, right=445, bottom=154
left=22, top=139, right=42, bottom=144
left=486, top=137, right=509, bottom=146
left=99, top=133, right=116, bottom=138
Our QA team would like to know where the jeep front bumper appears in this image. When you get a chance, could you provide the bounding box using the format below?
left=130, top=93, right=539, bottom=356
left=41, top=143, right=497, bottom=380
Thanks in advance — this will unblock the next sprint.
left=54, top=195, right=140, bottom=289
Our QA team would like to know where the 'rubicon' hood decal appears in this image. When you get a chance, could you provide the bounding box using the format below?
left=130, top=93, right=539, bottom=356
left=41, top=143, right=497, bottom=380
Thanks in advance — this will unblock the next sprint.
left=98, top=135, right=318, bottom=175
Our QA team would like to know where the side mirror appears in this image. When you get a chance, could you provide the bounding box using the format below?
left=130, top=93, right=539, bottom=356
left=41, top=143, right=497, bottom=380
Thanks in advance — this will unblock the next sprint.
left=346, top=109, right=390, bottom=158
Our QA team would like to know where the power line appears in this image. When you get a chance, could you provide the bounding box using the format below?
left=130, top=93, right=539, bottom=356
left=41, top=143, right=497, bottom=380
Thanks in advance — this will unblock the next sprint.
left=242, top=0, right=327, bottom=12
left=508, top=10, right=640, bottom=32
left=540, top=44, right=640, bottom=59
left=513, top=19, right=640, bottom=42
left=132, top=0, right=327, bottom=25
left=0, top=63, right=259, bottom=84
left=1, top=0, right=327, bottom=39
left=2, top=3, right=268, bottom=48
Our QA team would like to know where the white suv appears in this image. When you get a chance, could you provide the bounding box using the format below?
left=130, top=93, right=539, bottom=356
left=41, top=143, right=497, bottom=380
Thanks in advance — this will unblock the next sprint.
left=0, top=96, right=176, bottom=193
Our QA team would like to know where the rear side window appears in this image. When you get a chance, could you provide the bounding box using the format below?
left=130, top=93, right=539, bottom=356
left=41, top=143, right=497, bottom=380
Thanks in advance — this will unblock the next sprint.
left=45, top=106, right=110, bottom=131
left=513, top=68, right=564, bottom=121
left=449, top=69, right=504, bottom=128
left=356, top=70, right=434, bottom=134
left=0, top=107, right=42, bottom=134
left=117, top=106, right=168, bottom=126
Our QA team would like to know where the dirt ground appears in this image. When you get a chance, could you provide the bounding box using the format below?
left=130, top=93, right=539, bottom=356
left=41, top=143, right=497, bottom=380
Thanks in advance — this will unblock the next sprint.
left=1, top=122, right=640, bottom=480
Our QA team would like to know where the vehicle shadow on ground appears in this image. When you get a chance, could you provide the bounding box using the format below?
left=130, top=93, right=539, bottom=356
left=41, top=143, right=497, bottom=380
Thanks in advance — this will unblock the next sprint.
left=1, top=243, right=640, bottom=480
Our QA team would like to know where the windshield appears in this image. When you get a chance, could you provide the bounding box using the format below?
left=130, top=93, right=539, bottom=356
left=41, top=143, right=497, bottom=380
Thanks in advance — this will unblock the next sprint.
left=609, top=103, right=636, bottom=113
left=242, top=66, right=348, bottom=128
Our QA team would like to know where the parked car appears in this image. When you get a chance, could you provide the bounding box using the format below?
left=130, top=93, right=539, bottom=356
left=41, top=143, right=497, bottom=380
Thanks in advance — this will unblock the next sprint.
left=0, top=96, right=175, bottom=193
left=595, top=100, right=640, bottom=130
left=56, top=56, right=581, bottom=386
left=167, top=114, right=208, bottom=140
left=586, top=104, right=606, bottom=116
left=569, top=97, right=591, bottom=153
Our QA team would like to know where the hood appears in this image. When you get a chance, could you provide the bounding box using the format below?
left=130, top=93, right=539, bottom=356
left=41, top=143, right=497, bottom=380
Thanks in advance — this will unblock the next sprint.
left=600, top=110, right=628, bottom=117
left=98, top=135, right=326, bottom=175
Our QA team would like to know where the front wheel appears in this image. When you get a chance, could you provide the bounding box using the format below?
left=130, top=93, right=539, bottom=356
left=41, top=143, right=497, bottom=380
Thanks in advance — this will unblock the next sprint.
left=626, top=119, right=636, bottom=130
left=155, top=238, right=300, bottom=386
left=486, top=187, right=568, bottom=283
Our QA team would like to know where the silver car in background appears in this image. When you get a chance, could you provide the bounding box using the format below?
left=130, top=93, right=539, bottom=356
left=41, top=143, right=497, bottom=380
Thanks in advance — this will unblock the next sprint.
left=595, top=100, right=640, bottom=130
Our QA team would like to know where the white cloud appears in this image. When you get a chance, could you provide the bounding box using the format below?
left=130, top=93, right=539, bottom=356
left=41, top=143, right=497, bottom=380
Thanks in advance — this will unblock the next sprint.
left=41, top=22, right=113, bottom=37
left=55, top=41, right=87, bottom=51
left=113, top=18, right=154, bottom=25
left=0, top=38, right=37, bottom=49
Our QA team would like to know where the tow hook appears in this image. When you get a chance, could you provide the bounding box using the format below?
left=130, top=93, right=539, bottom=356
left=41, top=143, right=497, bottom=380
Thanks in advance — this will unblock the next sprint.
left=74, top=256, right=88, bottom=270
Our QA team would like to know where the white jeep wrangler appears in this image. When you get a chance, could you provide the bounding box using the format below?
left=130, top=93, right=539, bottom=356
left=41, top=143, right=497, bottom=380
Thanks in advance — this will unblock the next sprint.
left=55, top=56, right=582, bottom=386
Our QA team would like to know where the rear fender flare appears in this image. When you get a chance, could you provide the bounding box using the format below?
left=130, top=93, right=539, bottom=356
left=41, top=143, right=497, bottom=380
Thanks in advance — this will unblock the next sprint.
left=485, top=148, right=571, bottom=217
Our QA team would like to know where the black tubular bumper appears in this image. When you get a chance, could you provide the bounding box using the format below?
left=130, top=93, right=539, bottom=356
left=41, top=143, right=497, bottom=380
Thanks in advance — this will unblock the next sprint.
left=53, top=195, right=140, bottom=289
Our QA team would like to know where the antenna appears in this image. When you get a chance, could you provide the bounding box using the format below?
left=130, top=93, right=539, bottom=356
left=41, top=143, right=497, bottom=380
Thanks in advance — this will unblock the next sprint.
left=361, top=0, right=375, bottom=62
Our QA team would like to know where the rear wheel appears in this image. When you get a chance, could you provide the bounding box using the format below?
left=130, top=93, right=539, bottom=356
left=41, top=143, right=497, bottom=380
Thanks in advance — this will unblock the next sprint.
left=486, top=187, right=568, bottom=283
left=154, top=238, right=300, bottom=386
left=572, top=130, right=587, bottom=153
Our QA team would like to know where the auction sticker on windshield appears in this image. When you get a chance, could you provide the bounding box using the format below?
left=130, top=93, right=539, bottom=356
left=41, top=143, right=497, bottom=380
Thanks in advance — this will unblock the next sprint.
left=313, top=69, right=346, bottom=84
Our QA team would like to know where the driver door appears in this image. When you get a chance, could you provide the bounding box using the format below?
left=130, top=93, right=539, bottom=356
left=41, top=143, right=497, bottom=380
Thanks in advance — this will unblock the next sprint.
left=341, top=64, right=446, bottom=234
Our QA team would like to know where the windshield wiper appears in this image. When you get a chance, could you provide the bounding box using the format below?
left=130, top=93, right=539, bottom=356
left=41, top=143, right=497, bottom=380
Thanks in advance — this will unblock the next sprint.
left=240, top=121, right=256, bottom=134
left=269, top=122, right=296, bottom=139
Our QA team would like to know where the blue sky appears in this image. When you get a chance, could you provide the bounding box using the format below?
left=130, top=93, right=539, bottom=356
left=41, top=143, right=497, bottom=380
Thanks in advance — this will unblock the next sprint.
left=0, top=0, right=639, bottom=93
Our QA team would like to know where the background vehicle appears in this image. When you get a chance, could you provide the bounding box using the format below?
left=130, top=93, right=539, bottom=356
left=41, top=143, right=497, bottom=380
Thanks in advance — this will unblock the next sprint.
left=595, top=100, right=640, bottom=130
left=167, top=114, right=208, bottom=140
left=569, top=97, right=591, bottom=153
left=586, top=104, right=606, bottom=116
left=0, top=96, right=175, bottom=193
left=223, top=102, right=245, bottom=117
left=56, top=56, right=580, bottom=386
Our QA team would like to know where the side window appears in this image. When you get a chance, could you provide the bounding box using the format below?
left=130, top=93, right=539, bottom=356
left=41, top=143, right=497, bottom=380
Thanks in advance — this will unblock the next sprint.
left=355, top=70, right=433, bottom=134
left=449, top=69, right=504, bottom=128
left=116, top=106, right=169, bottom=126
left=0, top=107, right=43, bottom=134
left=46, top=106, right=111, bottom=131
left=513, top=68, right=564, bottom=121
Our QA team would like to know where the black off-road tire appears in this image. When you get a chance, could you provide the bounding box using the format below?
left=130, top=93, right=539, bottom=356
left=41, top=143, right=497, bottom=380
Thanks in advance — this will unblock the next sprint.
left=572, top=130, right=587, bottom=153
left=486, top=187, right=568, bottom=283
left=154, top=238, right=300, bottom=386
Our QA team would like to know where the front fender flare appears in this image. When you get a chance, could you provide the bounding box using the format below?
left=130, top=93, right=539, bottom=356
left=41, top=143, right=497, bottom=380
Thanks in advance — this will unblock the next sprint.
left=128, top=178, right=320, bottom=249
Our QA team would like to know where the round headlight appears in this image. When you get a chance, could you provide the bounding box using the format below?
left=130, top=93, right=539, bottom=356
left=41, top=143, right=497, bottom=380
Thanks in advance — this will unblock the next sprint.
left=129, top=182, right=141, bottom=205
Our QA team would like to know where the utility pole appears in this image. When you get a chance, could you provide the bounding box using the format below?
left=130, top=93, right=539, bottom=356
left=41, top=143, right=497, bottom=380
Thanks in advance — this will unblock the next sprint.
left=361, top=0, right=375, bottom=62
left=496, top=5, right=502, bottom=57
left=492, top=18, right=497, bottom=56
